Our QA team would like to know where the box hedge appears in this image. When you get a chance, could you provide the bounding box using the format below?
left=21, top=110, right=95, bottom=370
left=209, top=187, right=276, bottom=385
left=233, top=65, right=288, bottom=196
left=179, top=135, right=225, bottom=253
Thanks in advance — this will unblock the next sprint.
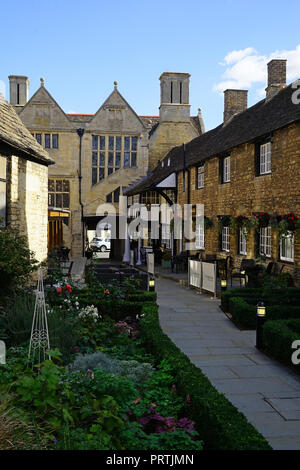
left=228, top=297, right=300, bottom=330
left=263, top=319, right=300, bottom=368
left=140, top=302, right=271, bottom=450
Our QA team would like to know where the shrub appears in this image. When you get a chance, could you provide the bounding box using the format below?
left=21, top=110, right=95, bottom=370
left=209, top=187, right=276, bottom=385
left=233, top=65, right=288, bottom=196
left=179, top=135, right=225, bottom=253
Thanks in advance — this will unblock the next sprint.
left=0, top=228, right=38, bottom=292
left=140, top=303, right=271, bottom=450
left=229, top=297, right=257, bottom=329
left=69, top=351, right=153, bottom=384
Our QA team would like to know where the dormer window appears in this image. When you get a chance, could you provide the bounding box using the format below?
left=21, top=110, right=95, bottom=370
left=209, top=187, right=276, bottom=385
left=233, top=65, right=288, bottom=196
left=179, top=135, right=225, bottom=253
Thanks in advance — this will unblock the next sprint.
left=167, top=157, right=170, bottom=166
left=162, top=161, right=164, bottom=167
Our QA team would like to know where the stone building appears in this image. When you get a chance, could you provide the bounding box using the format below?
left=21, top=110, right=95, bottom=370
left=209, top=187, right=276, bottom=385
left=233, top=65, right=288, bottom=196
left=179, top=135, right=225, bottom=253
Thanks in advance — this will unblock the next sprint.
left=0, top=93, right=53, bottom=264
left=126, top=60, right=300, bottom=284
left=9, top=73, right=204, bottom=257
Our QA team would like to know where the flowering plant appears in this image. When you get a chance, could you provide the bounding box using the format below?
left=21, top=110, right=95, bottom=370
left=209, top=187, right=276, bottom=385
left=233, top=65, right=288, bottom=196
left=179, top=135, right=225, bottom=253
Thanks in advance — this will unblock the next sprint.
left=277, top=212, right=300, bottom=238
left=78, top=305, right=101, bottom=323
left=252, top=212, right=271, bottom=229
left=229, top=215, right=252, bottom=236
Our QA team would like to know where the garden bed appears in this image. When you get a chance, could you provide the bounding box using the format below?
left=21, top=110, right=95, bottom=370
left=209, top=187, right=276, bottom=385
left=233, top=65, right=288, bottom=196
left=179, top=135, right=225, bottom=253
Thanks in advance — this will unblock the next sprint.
left=0, top=275, right=271, bottom=450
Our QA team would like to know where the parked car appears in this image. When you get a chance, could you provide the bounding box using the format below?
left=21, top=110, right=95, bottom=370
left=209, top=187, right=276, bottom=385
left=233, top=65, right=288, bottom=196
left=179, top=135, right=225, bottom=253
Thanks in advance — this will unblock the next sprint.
left=89, top=237, right=111, bottom=252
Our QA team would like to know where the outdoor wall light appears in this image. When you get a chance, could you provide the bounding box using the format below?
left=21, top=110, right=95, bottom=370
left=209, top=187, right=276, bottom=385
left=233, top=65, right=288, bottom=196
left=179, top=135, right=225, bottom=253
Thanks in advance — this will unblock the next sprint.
left=221, top=279, right=227, bottom=291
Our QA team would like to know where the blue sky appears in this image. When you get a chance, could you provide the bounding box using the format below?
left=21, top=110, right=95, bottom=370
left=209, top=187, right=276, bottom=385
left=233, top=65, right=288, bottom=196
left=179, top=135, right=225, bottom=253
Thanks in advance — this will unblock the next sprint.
left=1, top=0, right=300, bottom=130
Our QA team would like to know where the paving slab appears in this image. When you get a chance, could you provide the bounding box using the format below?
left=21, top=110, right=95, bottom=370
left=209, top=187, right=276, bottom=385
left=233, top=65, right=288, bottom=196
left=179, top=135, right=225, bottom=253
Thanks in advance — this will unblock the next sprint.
left=156, top=277, right=300, bottom=450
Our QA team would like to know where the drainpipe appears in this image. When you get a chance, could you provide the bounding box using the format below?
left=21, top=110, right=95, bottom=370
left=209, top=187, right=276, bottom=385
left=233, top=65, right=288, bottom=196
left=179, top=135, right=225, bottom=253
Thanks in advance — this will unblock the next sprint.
left=77, top=128, right=85, bottom=257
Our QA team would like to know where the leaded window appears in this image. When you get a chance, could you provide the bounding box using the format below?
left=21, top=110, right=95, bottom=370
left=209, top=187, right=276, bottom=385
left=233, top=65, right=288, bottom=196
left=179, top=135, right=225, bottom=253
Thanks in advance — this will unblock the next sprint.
left=48, top=179, right=70, bottom=209
left=92, top=135, right=138, bottom=185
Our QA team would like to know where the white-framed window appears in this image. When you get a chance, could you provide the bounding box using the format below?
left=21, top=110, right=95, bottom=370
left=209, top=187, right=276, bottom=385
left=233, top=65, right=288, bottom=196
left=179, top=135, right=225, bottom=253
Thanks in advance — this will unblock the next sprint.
left=260, top=142, right=271, bottom=175
left=195, top=222, right=205, bottom=250
left=223, top=156, right=230, bottom=183
left=280, top=232, right=294, bottom=262
left=222, top=226, right=230, bottom=252
left=239, top=228, right=247, bottom=255
left=260, top=226, right=271, bottom=257
left=197, top=164, right=204, bottom=189
left=162, top=224, right=171, bottom=249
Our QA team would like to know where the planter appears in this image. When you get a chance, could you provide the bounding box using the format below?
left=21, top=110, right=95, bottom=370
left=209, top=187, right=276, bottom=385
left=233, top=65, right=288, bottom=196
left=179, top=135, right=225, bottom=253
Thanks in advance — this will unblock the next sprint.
left=161, top=259, right=172, bottom=269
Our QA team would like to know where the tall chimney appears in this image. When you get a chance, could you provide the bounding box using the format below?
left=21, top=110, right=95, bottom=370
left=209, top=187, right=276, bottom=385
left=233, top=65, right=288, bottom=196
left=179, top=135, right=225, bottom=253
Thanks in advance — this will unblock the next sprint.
left=265, top=59, right=286, bottom=101
left=223, top=89, right=248, bottom=123
left=8, top=75, right=29, bottom=107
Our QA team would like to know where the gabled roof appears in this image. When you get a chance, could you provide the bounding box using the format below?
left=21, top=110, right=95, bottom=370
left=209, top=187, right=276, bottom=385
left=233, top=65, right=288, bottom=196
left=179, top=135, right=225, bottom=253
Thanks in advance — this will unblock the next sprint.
left=125, top=82, right=300, bottom=196
left=0, top=94, right=54, bottom=165
left=87, top=86, right=146, bottom=131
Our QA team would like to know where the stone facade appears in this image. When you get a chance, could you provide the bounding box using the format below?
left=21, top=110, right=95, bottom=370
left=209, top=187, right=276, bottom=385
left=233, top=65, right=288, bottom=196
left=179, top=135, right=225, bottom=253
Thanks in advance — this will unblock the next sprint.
left=176, top=121, right=300, bottom=282
left=12, top=74, right=203, bottom=257
left=6, top=155, right=49, bottom=263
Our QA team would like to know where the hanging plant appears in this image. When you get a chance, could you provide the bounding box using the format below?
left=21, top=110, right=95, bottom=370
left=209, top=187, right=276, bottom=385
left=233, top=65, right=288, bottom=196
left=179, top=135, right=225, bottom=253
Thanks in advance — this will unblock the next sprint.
left=204, top=216, right=213, bottom=231
left=217, top=215, right=231, bottom=233
left=277, top=212, right=300, bottom=238
left=230, top=215, right=252, bottom=235
left=251, top=212, right=271, bottom=230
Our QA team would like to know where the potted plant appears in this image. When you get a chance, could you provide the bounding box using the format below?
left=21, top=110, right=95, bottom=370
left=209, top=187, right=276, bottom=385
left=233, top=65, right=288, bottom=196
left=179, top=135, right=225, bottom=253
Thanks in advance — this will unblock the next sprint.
left=277, top=212, right=300, bottom=238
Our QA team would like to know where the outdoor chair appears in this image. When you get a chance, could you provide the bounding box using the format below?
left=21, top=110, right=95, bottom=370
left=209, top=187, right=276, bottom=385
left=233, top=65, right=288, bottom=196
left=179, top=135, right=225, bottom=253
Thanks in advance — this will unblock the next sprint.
left=171, top=251, right=189, bottom=273
left=230, top=258, right=255, bottom=287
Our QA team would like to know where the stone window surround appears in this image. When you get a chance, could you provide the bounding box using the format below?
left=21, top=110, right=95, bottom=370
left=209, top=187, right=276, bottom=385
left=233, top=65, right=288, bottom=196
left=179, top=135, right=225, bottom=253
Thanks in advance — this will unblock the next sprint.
left=92, top=134, right=138, bottom=185
left=32, top=132, right=59, bottom=149
left=48, top=178, right=70, bottom=210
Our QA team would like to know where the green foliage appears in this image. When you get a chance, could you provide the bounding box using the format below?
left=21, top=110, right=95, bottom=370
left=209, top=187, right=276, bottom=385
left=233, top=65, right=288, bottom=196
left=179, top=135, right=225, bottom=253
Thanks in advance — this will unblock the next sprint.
left=69, top=351, right=153, bottom=384
left=0, top=228, right=38, bottom=291
left=263, top=319, right=300, bottom=367
left=140, top=303, right=271, bottom=450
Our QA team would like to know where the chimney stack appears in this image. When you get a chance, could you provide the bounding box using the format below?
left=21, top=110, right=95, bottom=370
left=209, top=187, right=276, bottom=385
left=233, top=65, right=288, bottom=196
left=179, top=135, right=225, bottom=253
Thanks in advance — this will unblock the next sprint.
left=265, top=59, right=286, bottom=100
left=8, top=75, right=29, bottom=107
left=223, top=89, right=248, bottom=123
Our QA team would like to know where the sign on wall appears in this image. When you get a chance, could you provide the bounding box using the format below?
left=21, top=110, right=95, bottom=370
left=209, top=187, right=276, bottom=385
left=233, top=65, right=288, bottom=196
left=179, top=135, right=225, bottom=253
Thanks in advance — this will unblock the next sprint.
left=147, top=253, right=155, bottom=275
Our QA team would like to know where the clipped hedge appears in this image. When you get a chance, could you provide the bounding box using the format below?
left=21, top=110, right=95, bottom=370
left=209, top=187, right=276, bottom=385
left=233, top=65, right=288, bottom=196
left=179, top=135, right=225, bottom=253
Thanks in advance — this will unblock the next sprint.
left=140, top=302, right=271, bottom=450
left=229, top=297, right=300, bottom=330
left=127, top=291, right=157, bottom=302
left=263, top=319, right=300, bottom=368
left=221, top=288, right=300, bottom=312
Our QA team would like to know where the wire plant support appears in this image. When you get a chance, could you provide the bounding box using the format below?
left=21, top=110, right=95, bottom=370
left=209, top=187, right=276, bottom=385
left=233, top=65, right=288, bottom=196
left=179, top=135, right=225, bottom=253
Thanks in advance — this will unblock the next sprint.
left=28, top=266, right=50, bottom=366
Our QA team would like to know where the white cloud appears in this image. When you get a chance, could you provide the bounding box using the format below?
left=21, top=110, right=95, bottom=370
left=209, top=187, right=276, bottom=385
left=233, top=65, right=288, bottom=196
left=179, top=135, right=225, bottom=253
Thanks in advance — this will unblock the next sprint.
left=214, top=45, right=300, bottom=95
left=0, top=80, right=6, bottom=98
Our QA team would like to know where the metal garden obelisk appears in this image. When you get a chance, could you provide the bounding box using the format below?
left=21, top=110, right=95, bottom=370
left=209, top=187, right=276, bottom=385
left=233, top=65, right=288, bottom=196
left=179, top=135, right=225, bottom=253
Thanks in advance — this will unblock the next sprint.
left=28, top=267, right=50, bottom=365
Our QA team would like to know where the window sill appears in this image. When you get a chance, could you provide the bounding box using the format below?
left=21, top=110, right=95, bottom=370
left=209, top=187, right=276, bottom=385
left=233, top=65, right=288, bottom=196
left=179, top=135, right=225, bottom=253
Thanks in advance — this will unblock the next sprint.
left=280, top=258, right=294, bottom=264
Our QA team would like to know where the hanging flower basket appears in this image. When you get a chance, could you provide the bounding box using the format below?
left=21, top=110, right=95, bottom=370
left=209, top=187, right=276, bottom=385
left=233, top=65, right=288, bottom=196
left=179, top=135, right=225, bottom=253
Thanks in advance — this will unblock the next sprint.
left=229, top=215, right=252, bottom=235
left=204, top=216, right=213, bottom=231
left=252, top=212, right=271, bottom=229
left=277, top=212, right=300, bottom=238
left=217, top=215, right=231, bottom=233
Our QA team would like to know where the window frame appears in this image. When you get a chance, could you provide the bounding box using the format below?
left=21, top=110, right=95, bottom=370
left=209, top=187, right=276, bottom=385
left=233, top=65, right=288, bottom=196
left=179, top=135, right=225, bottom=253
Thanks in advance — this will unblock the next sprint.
left=280, top=231, right=294, bottom=263
left=48, top=178, right=70, bottom=210
left=259, top=226, right=271, bottom=258
left=221, top=226, right=230, bottom=252
left=260, top=142, right=272, bottom=175
left=239, top=227, right=247, bottom=256
left=197, top=164, right=205, bottom=189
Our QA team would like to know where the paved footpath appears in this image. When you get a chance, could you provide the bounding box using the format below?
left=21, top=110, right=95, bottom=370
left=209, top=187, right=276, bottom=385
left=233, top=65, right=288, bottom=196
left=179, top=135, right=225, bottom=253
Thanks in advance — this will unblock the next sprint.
left=156, top=277, right=300, bottom=450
